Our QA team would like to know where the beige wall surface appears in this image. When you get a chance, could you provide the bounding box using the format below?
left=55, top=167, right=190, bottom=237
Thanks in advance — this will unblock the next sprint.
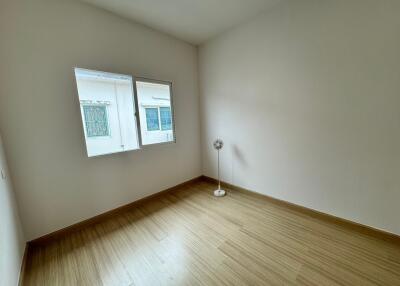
left=199, top=0, right=400, bottom=235
left=0, top=0, right=201, bottom=240
left=0, top=134, right=25, bottom=286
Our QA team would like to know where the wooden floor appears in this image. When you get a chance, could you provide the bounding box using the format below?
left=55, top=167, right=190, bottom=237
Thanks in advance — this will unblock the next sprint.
left=23, top=180, right=400, bottom=285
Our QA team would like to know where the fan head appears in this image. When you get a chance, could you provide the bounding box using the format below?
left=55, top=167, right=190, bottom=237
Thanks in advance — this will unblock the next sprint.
left=213, top=139, right=224, bottom=150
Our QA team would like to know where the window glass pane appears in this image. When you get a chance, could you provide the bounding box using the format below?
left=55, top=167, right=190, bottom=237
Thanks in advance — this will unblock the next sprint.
left=145, top=108, right=160, bottom=131
left=75, top=68, right=139, bottom=157
left=83, top=105, right=110, bottom=137
left=160, top=107, right=172, bottom=130
left=136, top=80, right=175, bottom=145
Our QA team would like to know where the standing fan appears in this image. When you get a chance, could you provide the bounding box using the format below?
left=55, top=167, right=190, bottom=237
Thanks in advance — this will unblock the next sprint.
left=213, top=139, right=226, bottom=197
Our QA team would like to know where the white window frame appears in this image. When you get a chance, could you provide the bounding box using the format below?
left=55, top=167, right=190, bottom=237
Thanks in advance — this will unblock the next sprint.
left=133, top=77, right=176, bottom=147
left=74, top=69, right=176, bottom=157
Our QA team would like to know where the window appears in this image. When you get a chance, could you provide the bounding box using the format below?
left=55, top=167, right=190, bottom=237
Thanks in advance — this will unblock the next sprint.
left=74, top=68, right=175, bottom=157
left=160, top=107, right=172, bottom=130
left=136, top=80, right=175, bottom=145
left=83, top=105, right=110, bottom=137
left=75, top=68, right=140, bottom=157
left=145, top=108, right=160, bottom=131
left=144, top=107, right=172, bottom=131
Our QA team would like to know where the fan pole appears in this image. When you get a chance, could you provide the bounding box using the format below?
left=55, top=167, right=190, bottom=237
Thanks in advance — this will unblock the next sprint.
left=213, top=139, right=226, bottom=197
left=217, top=149, right=220, bottom=191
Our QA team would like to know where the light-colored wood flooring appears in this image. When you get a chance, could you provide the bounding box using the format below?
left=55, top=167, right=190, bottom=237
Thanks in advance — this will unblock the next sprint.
left=23, top=181, right=400, bottom=285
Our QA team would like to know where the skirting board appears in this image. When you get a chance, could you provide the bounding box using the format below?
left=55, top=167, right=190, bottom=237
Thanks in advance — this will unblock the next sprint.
left=29, top=176, right=203, bottom=246
left=202, top=175, right=400, bottom=245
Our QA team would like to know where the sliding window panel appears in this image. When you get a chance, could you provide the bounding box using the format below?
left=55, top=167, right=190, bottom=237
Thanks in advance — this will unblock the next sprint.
left=75, top=68, right=139, bottom=157
left=136, top=79, right=175, bottom=145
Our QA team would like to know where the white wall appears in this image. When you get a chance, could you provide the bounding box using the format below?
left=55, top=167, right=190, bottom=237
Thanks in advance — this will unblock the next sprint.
left=0, top=0, right=201, bottom=240
left=199, top=0, right=400, bottom=235
left=0, top=134, right=25, bottom=286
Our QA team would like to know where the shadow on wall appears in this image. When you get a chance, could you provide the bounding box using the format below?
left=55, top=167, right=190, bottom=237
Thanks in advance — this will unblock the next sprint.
left=230, top=144, right=247, bottom=185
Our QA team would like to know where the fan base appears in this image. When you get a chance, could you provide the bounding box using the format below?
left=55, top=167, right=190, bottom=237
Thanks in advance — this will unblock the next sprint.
left=214, top=189, right=226, bottom=197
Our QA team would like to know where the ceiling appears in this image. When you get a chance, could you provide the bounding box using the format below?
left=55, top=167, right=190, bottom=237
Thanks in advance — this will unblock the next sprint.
left=81, top=0, right=281, bottom=45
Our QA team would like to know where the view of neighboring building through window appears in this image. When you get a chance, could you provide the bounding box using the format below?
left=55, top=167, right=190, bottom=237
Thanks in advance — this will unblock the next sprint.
left=74, top=68, right=140, bottom=157
left=136, top=80, right=175, bottom=145
left=74, top=68, right=175, bottom=157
